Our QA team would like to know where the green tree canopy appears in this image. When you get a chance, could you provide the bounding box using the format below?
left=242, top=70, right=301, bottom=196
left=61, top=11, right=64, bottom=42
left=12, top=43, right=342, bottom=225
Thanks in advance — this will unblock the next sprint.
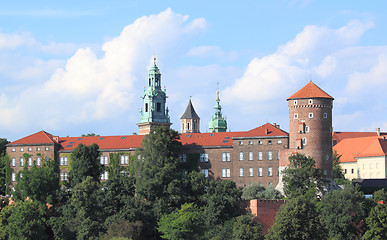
left=266, top=195, right=324, bottom=240
left=3, top=200, right=48, bottom=240
left=69, top=143, right=103, bottom=187
left=242, top=184, right=283, bottom=200
left=0, top=138, right=10, bottom=195
left=13, top=158, right=59, bottom=203
left=282, top=153, right=325, bottom=198
left=318, top=184, right=367, bottom=240
left=232, top=214, right=264, bottom=240
left=158, top=203, right=205, bottom=240
left=363, top=203, right=387, bottom=240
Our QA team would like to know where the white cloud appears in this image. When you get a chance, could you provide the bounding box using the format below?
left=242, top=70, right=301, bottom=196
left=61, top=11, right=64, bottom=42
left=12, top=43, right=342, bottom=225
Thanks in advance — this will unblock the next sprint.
left=0, top=8, right=207, bottom=134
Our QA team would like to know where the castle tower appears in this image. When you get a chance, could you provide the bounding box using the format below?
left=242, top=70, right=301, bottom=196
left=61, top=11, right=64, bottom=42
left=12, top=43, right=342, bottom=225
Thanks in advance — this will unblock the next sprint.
left=137, top=57, right=171, bottom=135
left=180, top=98, right=200, bottom=133
left=283, top=81, right=334, bottom=177
left=208, top=89, right=227, bottom=132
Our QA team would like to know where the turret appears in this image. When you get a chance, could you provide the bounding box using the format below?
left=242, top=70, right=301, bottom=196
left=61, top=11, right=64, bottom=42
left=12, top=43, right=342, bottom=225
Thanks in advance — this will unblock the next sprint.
left=181, top=98, right=200, bottom=133
left=208, top=89, right=227, bottom=132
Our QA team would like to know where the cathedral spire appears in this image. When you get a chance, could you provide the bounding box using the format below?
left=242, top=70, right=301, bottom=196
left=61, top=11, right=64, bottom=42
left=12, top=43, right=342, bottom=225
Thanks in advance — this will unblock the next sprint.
left=209, top=88, right=227, bottom=132
left=137, top=56, right=171, bottom=135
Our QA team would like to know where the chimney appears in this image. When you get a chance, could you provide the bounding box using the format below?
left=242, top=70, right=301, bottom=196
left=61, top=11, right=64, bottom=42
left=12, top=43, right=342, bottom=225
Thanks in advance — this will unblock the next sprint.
left=273, top=123, right=280, bottom=129
left=376, top=128, right=381, bottom=136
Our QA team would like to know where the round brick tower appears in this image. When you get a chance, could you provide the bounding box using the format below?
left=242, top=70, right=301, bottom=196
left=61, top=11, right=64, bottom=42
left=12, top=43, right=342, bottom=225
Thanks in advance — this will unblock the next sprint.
left=286, top=81, right=334, bottom=177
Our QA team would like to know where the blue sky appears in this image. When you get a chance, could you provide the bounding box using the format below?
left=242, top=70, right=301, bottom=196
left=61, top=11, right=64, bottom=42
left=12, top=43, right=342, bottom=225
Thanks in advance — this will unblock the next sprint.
left=1, top=0, right=387, bottom=141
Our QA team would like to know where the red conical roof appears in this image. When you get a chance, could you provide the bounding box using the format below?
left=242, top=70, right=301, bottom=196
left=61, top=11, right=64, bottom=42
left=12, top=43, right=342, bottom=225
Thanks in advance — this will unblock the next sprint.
left=287, top=81, right=333, bottom=100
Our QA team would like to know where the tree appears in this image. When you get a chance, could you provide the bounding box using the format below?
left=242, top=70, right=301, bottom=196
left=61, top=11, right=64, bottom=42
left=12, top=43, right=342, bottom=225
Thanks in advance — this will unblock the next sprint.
left=69, top=143, right=103, bottom=187
left=282, top=153, right=325, bottom=198
left=81, top=133, right=99, bottom=137
left=101, top=219, right=143, bottom=240
left=13, top=158, right=59, bottom=203
left=372, top=189, right=387, bottom=203
left=242, top=184, right=283, bottom=200
left=158, top=203, right=205, bottom=240
left=332, top=150, right=349, bottom=185
left=4, top=200, right=48, bottom=240
left=318, top=184, right=367, bottom=240
left=266, top=195, right=325, bottom=240
left=232, top=214, right=264, bottom=240
left=0, top=138, right=10, bottom=195
left=363, top=204, right=387, bottom=240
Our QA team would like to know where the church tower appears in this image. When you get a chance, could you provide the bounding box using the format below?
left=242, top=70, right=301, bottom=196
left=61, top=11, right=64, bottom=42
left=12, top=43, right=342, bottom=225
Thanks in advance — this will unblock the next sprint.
left=137, top=57, right=171, bottom=135
left=281, top=81, right=334, bottom=177
left=180, top=98, right=200, bottom=133
left=208, top=89, right=227, bottom=132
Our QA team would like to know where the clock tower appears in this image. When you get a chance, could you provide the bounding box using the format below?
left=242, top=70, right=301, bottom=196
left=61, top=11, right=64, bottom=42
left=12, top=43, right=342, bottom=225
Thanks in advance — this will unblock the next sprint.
left=137, top=57, right=171, bottom=135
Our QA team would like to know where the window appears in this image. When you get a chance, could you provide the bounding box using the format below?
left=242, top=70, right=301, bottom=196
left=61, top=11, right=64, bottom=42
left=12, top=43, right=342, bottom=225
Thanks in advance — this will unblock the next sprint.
left=249, top=152, right=253, bottom=161
left=11, top=148, right=15, bottom=152
left=45, top=147, right=49, bottom=151
left=60, top=157, right=68, bottom=166
left=157, top=102, right=161, bottom=112
left=200, top=169, right=209, bottom=177
left=187, top=122, right=190, bottom=130
left=258, top=151, right=263, bottom=160
left=12, top=173, right=16, bottom=182
left=182, top=123, right=184, bottom=131
left=258, top=167, right=263, bottom=177
left=37, top=157, right=41, bottom=166
left=268, top=167, right=273, bottom=176
left=20, top=157, right=24, bottom=167
left=302, top=138, right=307, bottom=145
left=268, top=151, right=273, bottom=160
left=20, top=147, right=24, bottom=152
left=120, top=155, right=129, bottom=165
left=277, top=151, right=280, bottom=160
left=277, top=140, right=282, bottom=144
left=200, top=153, right=208, bottom=162
left=268, top=140, right=272, bottom=145
left=145, top=103, right=148, bottom=112
left=294, top=113, right=298, bottom=119
left=36, top=147, right=41, bottom=151
left=305, top=126, right=310, bottom=132
left=239, top=152, right=243, bottom=161
left=308, top=99, right=313, bottom=104
left=248, top=141, right=253, bottom=145
left=249, top=168, right=253, bottom=177
left=222, top=152, right=231, bottom=162
left=351, top=168, right=354, bottom=174
left=100, top=171, right=108, bottom=180
left=344, top=169, right=347, bottom=174
left=28, top=147, right=32, bottom=152
left=309, top=113, right=313, bottom=118
left=222, top=168, right=231, bottom=178
left=258, top=140, right=263, bottom=145
left=20, top=173, right=23, bottom=178
left=294, top=100, right=297, bottom=105
left=323, top=113, right=328, bottom=119
left=28, top=157, right=32, bottom=166
left=100, top=156, right=108, bottom=165
left=325, top=155, right=329, bottom=161
left=239, top=141, right=243, bottom=145
left=60, top=172, right=68, bottom=181
left=11, top=158, right=15, bottom=167
left=178, top=154, right=187, bottom=163
left=239, top=168, right=244, bottom=177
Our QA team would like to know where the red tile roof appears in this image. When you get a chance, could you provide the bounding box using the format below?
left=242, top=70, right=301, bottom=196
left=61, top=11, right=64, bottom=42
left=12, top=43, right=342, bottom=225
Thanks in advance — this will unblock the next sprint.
left=7, top=123, right=289, bottom=151
left=333, top=131, right=387, bottom=145
left=287, top=81, right=333, bottom=100
left=333, top=136, right=387, bottom=163
left=8, top=131, right=58, bottom=145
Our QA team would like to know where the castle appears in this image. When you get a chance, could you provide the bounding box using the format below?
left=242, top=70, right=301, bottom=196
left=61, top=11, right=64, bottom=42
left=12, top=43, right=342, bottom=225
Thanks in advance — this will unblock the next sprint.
left=6, top=59, right=334, bottom=189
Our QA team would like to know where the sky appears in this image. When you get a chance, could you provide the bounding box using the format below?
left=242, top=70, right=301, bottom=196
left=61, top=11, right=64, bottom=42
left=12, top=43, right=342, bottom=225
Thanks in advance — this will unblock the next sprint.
left=1, top=0, right=387, bottom=141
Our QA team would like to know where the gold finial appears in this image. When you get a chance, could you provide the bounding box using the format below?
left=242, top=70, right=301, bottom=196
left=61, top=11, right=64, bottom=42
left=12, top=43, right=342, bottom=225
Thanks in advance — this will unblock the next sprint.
left=153, top=53, right=157, bottom=65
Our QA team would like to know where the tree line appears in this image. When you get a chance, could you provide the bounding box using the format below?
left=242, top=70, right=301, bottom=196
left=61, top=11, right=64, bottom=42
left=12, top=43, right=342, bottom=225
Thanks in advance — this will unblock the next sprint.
left=0, top=130, right=386, bottom=240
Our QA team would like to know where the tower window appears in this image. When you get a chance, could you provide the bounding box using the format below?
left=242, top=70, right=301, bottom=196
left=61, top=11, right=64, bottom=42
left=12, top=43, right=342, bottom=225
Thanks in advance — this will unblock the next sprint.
left=187, top=122, right=190, bottom=130
left=294, top=100, right=297, bottom=105
left=305, top=126, right=310, bottom=132
left=182, top=123, right=184, bottom=131
left=157, top=102, right=161, bottom=112
left=194, top=122, right=196, bottom=130
left=145, top=103, right=148, bottom=112
left=308, top=99, right=313, bottom=104
left=309, top=113, right=313, bottom=118
left=302, top=138, right=307, bottom=145
left=294, top=113, right=298, bottom=119
left=323, top=113, right=328, bottom=119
